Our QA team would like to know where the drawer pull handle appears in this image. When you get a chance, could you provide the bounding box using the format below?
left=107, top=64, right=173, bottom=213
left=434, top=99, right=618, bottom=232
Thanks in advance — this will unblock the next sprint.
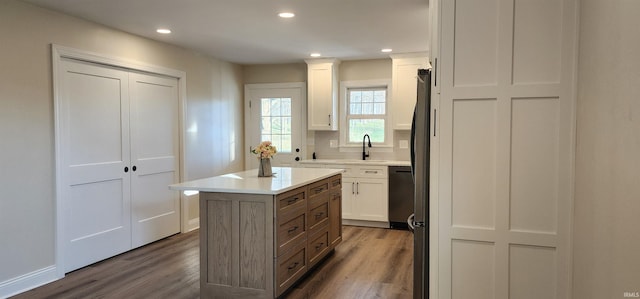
left=315, top=242, right=325, bottom=250
left=288, top=262, right=299, bottom=271
left=314, top=187, right=325, bottom=193
left=287, top=197, right=299, bottom=204
left=287, top=226, right=299, bottom=233
left=315, top=212, right=324, bottom=219
left=365, top=170, right=378, bottom=174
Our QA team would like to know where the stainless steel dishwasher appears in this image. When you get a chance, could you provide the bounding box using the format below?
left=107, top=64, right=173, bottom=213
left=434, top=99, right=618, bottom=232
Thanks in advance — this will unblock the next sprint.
left=388, top=166, right=414, bottom=229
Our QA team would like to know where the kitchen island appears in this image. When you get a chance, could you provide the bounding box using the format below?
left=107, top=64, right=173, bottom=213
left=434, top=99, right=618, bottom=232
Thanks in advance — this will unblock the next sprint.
left=170, top=167, right=343, bottom=299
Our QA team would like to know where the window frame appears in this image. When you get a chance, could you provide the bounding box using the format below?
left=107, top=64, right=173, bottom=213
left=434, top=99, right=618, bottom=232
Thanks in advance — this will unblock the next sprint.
left=339, top=79, right=394, bottom=151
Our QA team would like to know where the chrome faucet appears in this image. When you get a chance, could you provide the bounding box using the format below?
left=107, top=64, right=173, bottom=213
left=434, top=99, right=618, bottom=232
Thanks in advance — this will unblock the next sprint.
left=362, top=134, right=372, bottom=160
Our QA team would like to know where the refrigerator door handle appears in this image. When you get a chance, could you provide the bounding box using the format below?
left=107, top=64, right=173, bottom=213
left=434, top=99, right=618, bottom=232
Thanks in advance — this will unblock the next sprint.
left=407, top=213, right=415, bottom=232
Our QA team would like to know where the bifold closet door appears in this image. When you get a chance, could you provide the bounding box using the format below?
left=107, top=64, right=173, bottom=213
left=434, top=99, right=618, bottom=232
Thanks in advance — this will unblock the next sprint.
left=129, top=72, right=180, bottom=248
left=59, top=59, right=132, bottom=272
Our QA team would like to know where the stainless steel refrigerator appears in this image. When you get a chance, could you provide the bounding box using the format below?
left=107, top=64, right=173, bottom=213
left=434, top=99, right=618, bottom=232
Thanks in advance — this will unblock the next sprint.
left=409, top=68, right=431, bottom=299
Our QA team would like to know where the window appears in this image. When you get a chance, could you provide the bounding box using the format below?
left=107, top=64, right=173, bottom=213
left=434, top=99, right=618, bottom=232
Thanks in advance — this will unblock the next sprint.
left=260, top=97, right=292, bottom=152
left=339, top=79, right=393, bottom=150
left=347, top=87, right=387, bottom=143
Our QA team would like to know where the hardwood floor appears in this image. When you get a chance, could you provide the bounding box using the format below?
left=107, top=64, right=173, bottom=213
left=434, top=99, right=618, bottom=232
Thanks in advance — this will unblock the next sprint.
left=13, top=226, right=413, bottom=299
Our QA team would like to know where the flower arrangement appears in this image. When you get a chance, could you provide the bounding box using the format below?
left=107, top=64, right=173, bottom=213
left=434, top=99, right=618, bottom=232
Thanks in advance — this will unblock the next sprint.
left=251, top=141, right=277, bottom=159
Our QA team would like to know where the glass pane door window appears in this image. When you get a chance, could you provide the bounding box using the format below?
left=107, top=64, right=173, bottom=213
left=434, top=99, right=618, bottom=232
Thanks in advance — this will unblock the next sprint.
left=261, top=97, right=292, bottom=153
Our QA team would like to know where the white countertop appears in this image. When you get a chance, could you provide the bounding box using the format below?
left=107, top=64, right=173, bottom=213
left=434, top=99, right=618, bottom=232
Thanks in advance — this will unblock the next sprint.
left=299, top=159, right=411, bottom=167
left=169, top=167, right=344, bottom=195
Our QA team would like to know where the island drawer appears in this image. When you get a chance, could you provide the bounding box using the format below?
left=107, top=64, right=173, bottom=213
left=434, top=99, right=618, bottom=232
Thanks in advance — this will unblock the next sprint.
left=329, top=175, right=342, bottom=190
left=276, top=186, right=307, bottom=217
left=276, top=242, right=307, bottom=296
left=276, top=212, right=307, bottom=256
left=308, top=198, right=329, bottom=234
left=308, top=178, right=330, bottom=201
left=307, top=228, right=330, bottom=268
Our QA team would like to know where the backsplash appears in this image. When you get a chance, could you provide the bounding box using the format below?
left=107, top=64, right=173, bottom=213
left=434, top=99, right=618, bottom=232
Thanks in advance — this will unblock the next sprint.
left=308, top=130, right=411, bottom=161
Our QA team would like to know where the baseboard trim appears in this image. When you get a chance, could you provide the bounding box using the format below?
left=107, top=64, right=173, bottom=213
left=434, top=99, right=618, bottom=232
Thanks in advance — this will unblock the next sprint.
left=0, top=266, right=60, bottom=298
left=343, top=219, right=390, bottom=228
left=184, top=217, right=199, bottom=233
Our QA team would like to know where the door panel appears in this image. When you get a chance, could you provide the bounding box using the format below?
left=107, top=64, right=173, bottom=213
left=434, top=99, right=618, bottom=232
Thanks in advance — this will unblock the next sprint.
left=245, top=84, right=305, bottom=169
left=354, top=179, right=388, bottom=221
left=129, top=72, right=180, bottom=248
left=436, top=0, right=576, bottom=298
left=60, top=58, right=131, bottom=272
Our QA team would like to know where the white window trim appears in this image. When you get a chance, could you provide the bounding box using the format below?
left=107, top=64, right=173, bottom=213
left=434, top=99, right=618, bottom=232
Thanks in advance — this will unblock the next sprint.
left=339, top=79, right=393, bottom=152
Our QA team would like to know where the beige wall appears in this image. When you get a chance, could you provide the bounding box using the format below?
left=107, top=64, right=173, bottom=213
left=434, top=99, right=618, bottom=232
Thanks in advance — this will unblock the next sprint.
left=573, top=0, right=640, bottom=298
left=0, top=0, right=243, bottom=288
left=243, top=63, right=306, bottom=84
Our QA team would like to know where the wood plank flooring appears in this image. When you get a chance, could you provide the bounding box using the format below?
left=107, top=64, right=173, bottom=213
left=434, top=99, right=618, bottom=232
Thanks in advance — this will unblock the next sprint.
left=13, top=226, right=413, bottom=299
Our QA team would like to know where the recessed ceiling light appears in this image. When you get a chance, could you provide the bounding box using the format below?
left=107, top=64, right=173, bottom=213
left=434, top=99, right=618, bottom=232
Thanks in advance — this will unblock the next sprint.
left=381, top=48, right=393, bottom=53
left=310, top=53, right=321, bottom=57
left=156, top=28, right=172, bottom=34
left=278, top=12, right=295, bottom=18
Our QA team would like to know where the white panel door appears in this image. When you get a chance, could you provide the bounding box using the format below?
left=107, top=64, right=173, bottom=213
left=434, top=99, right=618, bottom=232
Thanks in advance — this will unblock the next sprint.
left=245, top=83, right=305, bottom=169
left=129, top=72, right=180, bottom=248
left=434, top=0, right=577, bottom=298
left=59, top=58, right=132, bottom=272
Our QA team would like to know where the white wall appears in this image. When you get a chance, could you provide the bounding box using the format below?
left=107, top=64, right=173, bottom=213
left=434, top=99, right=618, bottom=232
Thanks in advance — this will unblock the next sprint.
left=573, top=0, right=640, bottom=298
left=0, top=0, right=243, bottom=293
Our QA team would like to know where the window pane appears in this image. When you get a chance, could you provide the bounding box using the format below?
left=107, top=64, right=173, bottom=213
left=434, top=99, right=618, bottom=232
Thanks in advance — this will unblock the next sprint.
left=362, top=91, right=373, bottom=103
left=374, top=103, right=385, bottom=114
left=282, top=98, right=291, bottom=115
left=348, top=119, right=385, bottom=143
left=271, top=117, right=281, bottom=134
left=350, top=91, right=362, bottom=103
left=350, top=103, right=361, bottom=115
left=261, top=117, right=271, bottom=134
left=261, top=98, right=271, bottom=115
left=362, top=102, right=374, bottom=114
left=374, top=90, right=386, bottom=102
left=270, top=98, right=281, bottom=116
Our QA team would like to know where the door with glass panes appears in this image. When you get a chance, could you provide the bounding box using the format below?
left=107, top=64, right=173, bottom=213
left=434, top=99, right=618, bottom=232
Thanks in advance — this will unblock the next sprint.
left=245, top=83, right=305, bottom=169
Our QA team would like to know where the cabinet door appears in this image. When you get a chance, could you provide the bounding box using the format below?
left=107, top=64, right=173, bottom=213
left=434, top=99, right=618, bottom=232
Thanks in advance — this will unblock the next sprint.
left=307, top=61, right=338, bottom=131
left=354, top=178, right=388, bottom=222
left=391, top=56, right=429, bottom=130
left=130, top=72, right=180, bottom=248
left=341, top=177, right=356, bottom=220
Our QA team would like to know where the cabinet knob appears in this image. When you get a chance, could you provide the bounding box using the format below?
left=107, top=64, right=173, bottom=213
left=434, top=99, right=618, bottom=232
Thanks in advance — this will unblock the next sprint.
left=132, top=165, right=137, bottom=171
left=124, top=166, right=129, bottom=173
left=295, top=157, right=300, bottom=161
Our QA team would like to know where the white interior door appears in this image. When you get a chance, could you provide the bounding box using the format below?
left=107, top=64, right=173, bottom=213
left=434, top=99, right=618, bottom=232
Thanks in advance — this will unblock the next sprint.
left=245, top=83, right=305, bottom=169
left=129, top=72, right=180, bottom=248
left=59, top=58, right=132, bottom=272
left=435, top=0, right=577, bottom=298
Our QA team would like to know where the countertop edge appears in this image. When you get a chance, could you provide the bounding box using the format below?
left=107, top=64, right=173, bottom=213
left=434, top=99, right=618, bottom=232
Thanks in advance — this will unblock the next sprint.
left=169, top=168, right=344, bottom=195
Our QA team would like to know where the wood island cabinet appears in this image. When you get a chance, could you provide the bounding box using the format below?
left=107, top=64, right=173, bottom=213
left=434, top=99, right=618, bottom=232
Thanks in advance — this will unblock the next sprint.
left=198, top=174, right=342, bottom=298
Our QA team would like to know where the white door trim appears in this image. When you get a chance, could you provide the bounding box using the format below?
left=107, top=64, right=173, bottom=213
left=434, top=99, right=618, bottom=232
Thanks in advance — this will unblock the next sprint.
left=52, top=44, right=187, bottom=279
left=243, top=82, right=307, bottom=169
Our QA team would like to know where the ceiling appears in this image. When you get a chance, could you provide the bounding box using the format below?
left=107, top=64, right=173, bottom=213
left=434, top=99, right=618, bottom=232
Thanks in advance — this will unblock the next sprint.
left=21, top=0, right=429, bottom=65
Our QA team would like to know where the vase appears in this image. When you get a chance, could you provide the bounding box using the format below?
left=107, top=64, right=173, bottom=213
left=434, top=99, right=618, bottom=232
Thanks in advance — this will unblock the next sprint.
left=258, top=158, right=272, bottom=177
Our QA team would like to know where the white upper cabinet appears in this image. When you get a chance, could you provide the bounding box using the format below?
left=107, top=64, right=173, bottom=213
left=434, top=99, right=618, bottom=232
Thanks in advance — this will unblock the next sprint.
left=390, top=53, right=429, bottom=130
left=306, top=59, right=340, bottom=131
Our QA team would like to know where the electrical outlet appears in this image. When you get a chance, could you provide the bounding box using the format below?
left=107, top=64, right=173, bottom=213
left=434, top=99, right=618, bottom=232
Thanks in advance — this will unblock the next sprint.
left=399, top=140, right=409, bottom=149
left=330, top=140, right=338, bottom=148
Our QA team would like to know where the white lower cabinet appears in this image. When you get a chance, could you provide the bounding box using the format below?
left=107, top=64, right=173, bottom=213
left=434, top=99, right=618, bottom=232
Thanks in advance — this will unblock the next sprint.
left=342, top=177, right=388, bottom=222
